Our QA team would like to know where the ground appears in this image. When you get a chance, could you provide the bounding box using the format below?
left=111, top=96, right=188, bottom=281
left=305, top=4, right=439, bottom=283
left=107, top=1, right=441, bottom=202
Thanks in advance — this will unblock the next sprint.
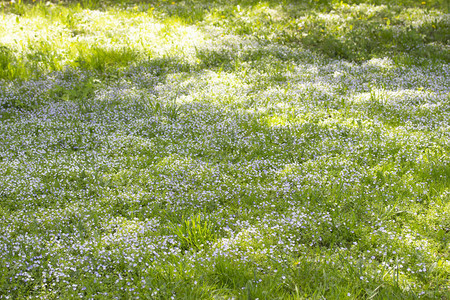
left=0, top=0, right=449, bottom=299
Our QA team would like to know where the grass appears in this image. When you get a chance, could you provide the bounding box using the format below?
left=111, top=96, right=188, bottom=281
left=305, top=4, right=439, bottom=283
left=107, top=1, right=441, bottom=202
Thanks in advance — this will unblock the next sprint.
left=0, top=0, right=449, bottom=299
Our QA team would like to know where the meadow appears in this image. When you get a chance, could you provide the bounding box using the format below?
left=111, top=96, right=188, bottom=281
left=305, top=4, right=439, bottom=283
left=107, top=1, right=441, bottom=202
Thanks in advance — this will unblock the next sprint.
left=0, top=0, right=449, bottom=298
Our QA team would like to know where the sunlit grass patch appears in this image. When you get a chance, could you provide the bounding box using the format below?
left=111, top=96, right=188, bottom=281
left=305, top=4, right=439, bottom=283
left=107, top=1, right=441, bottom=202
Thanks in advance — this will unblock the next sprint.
left=0, top=3, right=207, bottom=80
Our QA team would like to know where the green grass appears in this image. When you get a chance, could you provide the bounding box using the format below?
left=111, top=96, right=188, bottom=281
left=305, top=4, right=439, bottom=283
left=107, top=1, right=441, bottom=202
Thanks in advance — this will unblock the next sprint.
left=0, top=0, right=449, bottom=299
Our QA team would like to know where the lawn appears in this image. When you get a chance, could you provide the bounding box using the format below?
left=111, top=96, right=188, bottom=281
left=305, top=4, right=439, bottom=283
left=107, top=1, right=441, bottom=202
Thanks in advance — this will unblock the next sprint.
left=0, top=0, right=449, bottom=299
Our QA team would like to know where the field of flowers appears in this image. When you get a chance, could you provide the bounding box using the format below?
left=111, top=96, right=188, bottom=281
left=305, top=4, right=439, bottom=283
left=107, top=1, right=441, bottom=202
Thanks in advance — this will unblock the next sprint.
left=0, top=0, right=449, bottom=298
